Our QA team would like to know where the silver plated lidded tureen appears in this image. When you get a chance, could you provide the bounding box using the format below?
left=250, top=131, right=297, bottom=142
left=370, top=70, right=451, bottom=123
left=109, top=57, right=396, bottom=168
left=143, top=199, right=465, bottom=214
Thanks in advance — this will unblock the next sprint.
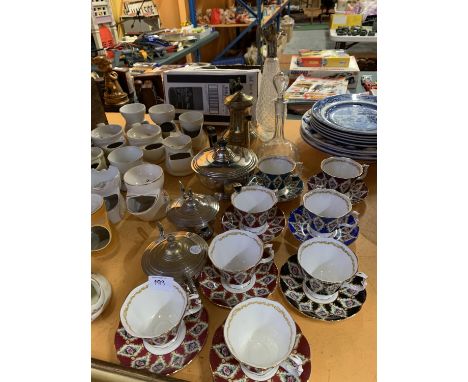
left=166, top=181, right=219, bottom=239
left=141, top=223, right=208, bottom=289
left=191, top=138, right=258, bottom=199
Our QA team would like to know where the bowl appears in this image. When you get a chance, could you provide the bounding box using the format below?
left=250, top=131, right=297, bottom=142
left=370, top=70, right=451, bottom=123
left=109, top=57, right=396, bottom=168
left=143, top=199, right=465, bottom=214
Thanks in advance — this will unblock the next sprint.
left=91, top=123, right=124, bottom=147
left=123, top=163, right=164, bottom=195
left=149, top=104, right=176, bottom=125
left=142, top=142, right=165, bottom=163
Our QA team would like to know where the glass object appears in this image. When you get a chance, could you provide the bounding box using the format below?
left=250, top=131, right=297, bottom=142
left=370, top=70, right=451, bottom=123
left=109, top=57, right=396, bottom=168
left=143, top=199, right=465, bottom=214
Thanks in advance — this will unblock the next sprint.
left=256, top=24, right=281, bottom=142
left=256, top=72, right=299, bottom=162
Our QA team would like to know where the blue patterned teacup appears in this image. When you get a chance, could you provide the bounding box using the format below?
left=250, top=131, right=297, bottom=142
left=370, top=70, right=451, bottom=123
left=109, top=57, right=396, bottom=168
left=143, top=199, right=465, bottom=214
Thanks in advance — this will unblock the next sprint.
left=257, top=156, right=302, bottom=192
left=302, top=189, right=359, bottom=235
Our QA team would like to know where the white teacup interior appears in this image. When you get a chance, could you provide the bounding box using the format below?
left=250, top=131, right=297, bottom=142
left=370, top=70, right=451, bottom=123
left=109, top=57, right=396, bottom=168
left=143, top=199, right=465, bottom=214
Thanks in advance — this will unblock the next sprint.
left=322, top=157, right=362, bottom=179
left=120, top=103, right=146, bottom=115
left=127, top=123, right=161, bottom=139
left=92, top=124, right=122, bottom=139
left=163, top=134, right=191, bottom=148
left=124, top=163, right=163, bottom=186
left=298, top=239, right=357, bottom=282
left=108, top=146, right=143, bottom=164
left=123, top=283, right=186, bottom=338
left=209, top=230, right=263, bottom=272
left=225, top=299, right=295, bottom=368
left=303, top=190, right=351, bottom=218
left=232, top=187, right=276, bottom=213
left=258, top=156, right=295, bottom=175
left=179, top=111, right=204, bottom=131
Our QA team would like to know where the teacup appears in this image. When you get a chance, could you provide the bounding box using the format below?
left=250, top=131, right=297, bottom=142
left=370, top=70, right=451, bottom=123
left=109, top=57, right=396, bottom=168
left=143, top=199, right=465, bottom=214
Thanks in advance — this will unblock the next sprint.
left=91, top=123, right=125, bottom=148
left=208, top=230, right=274, bottom=293
left=149, top=103, right=175, bottom=125
left=297, top=237, right=367, bottom=303
left=302, top=188, right=359, bottom=235
left=119, top=103, right=146, bottom=131
left=107, top=146, right=144, bottom=191
left=123, top=163, right=164, bottom=196
left=126, top=189, right=169, bottom=222
left=102, top=140, right=127, bottom=156
left=120, top=281, right=202, bottom=355
left=142, top=142, right=165, bottom=163
left=166, top=152, right=194, bottom=176
left=231, top=185, right=278, bottom=234
left=126, top=123, right=162, bottom=146
left=159, top=121, right=178, bottom=138
left=179, top=111, right=204, bottom=137
left=320, top=156, right=369, bottom=193
left=91, top=272, right=112, bottom=321
left=257, top=156, right=302, bottom=193
left=224, top=297, right=303, bottom=381
left=91, top=147, right=107, bottom=170
left=91, top=225, right=112, bottom=252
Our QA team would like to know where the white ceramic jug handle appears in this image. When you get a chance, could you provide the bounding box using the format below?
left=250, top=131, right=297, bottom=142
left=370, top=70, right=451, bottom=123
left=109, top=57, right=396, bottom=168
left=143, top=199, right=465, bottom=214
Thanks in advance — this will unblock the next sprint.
left=342, top=272, right=368, bottom=293
left=357, top=164, right=369, bottom=180
left=259, top=243, right=275, bottom=264
left=340, top=211, right=359, bottom=229
left=184, top=293, right=202, bottom=317
left=279, top=354, right=304, bottom=377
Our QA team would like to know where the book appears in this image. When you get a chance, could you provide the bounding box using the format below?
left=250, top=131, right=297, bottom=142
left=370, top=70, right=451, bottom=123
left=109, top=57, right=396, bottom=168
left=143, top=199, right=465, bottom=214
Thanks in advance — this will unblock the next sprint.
left=297, top=49, right=350, bottom=68
left=284, top=75, right=349, bottom=102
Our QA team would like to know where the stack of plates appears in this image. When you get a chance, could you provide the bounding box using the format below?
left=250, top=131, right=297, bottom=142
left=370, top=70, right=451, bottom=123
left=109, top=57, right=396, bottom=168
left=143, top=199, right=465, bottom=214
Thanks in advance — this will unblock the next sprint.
left=300, top=94, right=377, bottom=161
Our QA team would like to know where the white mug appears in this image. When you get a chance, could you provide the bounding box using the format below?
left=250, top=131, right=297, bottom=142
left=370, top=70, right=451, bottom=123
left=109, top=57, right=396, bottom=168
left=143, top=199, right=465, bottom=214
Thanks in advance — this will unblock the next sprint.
left=120, top=281, right=201, bottom=355
left=119, top=103, right=146, bottom=131
left=149, top=103, right=175, bottom=125
left=224, top=297, right=303, bottom=381
left=107, top=146, right=144, bottom=191
left=179, top=111, right=204, bottom=134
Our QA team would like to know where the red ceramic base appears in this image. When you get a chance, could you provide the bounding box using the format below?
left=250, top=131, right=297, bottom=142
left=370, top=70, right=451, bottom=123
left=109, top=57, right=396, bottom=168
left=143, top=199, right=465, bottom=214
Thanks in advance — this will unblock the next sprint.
left=114, top=308, right=209, bottom=375
left=210, top=321, right=311, bottom=382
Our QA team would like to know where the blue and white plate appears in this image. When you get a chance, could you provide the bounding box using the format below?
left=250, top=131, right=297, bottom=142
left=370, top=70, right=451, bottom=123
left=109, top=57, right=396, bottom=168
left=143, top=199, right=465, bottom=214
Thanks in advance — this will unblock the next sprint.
left=247, top=173, right=304, bottom=203
left=311, top=94, right=377, bottom=135
left=288, top=205, right=360, bottom=245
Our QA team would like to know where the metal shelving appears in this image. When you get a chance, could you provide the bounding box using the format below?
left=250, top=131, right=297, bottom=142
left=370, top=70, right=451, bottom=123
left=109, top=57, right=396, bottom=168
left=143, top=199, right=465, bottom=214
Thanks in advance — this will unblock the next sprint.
left=188, top=0, right=290, bottom=65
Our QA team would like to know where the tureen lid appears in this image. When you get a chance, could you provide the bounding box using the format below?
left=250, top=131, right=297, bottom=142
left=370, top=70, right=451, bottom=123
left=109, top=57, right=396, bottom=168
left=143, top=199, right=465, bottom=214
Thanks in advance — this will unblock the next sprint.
left=191, top=139, right=258, bottom=179
left=166, top=182, right=219, bottom=228
left=141, top=223, right=208, bottom=283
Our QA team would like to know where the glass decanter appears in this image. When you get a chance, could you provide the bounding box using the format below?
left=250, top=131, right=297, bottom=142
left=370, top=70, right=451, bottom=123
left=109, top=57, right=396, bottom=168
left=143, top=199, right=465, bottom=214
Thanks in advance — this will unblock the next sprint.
left=256, top=24, right=281, bottom=143
left=256, top=72, right=299, bottom=162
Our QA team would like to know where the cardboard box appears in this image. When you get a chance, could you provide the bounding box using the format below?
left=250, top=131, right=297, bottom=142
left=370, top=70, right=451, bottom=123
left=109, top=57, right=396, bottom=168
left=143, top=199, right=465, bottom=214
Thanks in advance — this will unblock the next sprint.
left=163, top=66, right=260, bottom=125
left=289, top=55, right=360, bottom=89
left=330, top=13, right=363, bottom=29
left=298, top=50, right=350, bottom=68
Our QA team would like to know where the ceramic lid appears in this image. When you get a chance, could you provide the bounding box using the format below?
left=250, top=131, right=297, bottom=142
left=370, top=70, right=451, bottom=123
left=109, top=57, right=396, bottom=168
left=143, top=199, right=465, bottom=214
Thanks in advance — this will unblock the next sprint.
left=167, top=185, right=219, bottom=228
left=141, top=226, right=208, bottom=283
left=191, top=139, right=258, bottom=179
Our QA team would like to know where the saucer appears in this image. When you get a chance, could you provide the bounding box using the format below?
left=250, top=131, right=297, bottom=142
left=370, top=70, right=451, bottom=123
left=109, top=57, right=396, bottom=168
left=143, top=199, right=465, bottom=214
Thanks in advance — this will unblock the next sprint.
left=248, top=173, right=304, bottom=203
left=280, top=255, right=367, bottom=321
left=288, top=205, right=359, bottom=245
left=307, top=172, right=369, bottom=205
left=114, top=307, right=209, bottom=375
left=221, top=206, right=286, bottom=243
left=210, top=321, right=311, bottom=382
left=199, top=261, right=278, bottom=309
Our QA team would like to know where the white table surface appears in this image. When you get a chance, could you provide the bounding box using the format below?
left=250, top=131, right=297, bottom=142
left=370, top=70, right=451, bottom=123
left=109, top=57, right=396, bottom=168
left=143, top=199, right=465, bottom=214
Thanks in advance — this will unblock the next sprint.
left=329, top=26, right=377, bottom=43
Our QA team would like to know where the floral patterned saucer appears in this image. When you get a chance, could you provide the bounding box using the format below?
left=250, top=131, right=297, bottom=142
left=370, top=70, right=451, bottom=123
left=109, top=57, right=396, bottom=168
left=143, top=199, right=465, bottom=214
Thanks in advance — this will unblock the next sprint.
left=210, top=322, right=311, bottom=382
left=247, top=173, right=304, bottom=203
left=307, top=172, right=369, bottom=205
left=280, top=255, right=367, bottom=321
left=288, top=205, right=360, bottom=246
left=114, top=308, right=209, bottom=375
left=221, top=205, right=286, bottom=243
left=199, top=260, right=278, bottom=309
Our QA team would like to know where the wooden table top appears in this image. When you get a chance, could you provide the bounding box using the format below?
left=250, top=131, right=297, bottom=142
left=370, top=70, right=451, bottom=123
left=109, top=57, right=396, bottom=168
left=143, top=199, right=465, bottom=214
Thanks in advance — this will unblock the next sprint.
left=91, top=113, right=376, bottom=382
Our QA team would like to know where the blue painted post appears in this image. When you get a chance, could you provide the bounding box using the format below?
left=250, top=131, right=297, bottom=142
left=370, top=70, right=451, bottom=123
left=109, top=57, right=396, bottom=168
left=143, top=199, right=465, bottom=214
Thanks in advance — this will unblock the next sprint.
left=188, top=0, right=201, bottom=62
left=256, top=0, right=262, bottom=65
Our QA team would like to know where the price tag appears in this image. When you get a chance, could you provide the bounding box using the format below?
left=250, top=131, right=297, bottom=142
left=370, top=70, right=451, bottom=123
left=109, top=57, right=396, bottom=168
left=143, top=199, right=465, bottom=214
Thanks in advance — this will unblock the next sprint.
left=148, top=276, right=174, bottom=291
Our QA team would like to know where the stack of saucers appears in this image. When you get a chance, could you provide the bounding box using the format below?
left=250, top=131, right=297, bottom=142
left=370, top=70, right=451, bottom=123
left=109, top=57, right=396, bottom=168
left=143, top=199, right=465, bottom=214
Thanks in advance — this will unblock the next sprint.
left=301, top=94, right=377, bottom=161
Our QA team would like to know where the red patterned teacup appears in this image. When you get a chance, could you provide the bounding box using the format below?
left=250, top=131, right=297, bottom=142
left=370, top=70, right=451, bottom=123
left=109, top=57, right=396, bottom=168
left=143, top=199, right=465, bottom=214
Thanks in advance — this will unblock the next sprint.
left=321, top=156, right=369, bottom=193
left=120, top=281, right=201, bottom=355
left=208, top=230, right=274, bottom=293
left=231, top=185, right=278, bottom=234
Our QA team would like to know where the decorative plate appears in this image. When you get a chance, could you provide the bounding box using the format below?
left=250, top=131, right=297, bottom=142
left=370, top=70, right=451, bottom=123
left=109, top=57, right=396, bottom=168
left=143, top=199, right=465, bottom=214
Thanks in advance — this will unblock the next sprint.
left=222, top=205, right=286, bottom=243
left=199, top=260, right=278, bottom=309
left=308, top=118, right=377, bottom=146
left=210, top=322, right=311, bottom=382
left=288, top=205, right=359, bottom=245
left=311, top=94, right=377, bottom=135
left=307, top=172, right=369, bottom=205
left=280, top=255, right=367, bottom=321
left=114, top=308, right=209, bottom=375
left=247, top=174, right=304, bottom=203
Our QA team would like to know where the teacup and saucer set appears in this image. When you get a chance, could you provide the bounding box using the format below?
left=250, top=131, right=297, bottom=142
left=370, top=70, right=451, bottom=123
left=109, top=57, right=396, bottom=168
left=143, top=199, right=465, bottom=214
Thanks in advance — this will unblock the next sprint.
left=247, top=156, right=304, bottom=202
left=114, top=280, right=209, bottom=375
left=288, top=188, right=360, bottom=246
left=280, top=237, right=368, bottom=321
left=307, top=156, right=369, bottom=205
left=199, top=230, right=278, bottom=309
left=221, top=185, right=286, bottom=243
left=210, top=297, right=311, bottom=382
